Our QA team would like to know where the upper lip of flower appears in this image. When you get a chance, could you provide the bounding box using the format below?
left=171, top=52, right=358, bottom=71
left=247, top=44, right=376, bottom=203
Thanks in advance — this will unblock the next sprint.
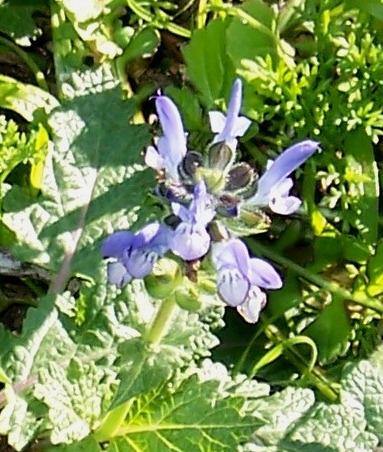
left=145, top=95, right=187, bottom=182
left=208, top=78, right=251, bottom=148
left=245, top=139, right=320, bottom=214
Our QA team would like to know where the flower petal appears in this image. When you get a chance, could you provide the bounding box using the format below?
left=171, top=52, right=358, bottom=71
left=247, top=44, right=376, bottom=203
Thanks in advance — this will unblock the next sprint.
left=256, top=140, right=319, bottom=199
left=170, top=223, right=210, bottom=260
left=125, top=248, right=157, bottom=278
left=237, top=287, right=267, bottom=323
left=209, top=111, right=227, bottom=134
left=107, top=261, right=132, bottom=287
left=149, top=224, right=171, bottom=254
left=210, top=79, right=250, bottom=145
left=101, top=231, right=134, bottom=258
left=212, top=239, right=250, bottom=277
left=190, top=181, right=216, bottom=226
left=132, top=222, right=162, bottom=249
left=155, top=96, right=187, bottom=180
left=269, top=195, right=301, bottom=215
left=217, top=267, right=250, bottom=307
left=248, top=258, right=282, bottom=289
left=144, top=145, right=164, bottom=172
left=156, top=96, right=187, bottom=154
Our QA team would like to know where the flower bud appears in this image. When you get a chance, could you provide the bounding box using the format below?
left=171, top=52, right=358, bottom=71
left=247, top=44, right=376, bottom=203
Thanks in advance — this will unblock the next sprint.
left=174, top=284, right=202, bottom=312
left=144, top=258, right=183, bottom=299
left=208, top=141, right=235, bottom=171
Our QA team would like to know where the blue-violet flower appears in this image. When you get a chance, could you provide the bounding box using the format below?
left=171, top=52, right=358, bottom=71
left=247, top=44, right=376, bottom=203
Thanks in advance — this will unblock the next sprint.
left=145, top=95, right=187, bottom=182
left=170, top=180, right=215, bottom=261
left=209, top=79, right=251, bottom=150
left=101, top=222, right=171, bottom=287
left=212, top=239, right=282, bottom=322
left=245, top=140, right=320, bottom=215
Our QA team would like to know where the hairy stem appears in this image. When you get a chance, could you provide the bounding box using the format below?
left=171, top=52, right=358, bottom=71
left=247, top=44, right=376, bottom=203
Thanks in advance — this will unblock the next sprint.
left=144, top=296, right=178, bottom=346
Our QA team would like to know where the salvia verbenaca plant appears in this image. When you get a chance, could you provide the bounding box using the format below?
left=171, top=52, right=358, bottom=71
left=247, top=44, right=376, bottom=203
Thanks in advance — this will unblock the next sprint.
left=102, top=79, right=320, bottom=323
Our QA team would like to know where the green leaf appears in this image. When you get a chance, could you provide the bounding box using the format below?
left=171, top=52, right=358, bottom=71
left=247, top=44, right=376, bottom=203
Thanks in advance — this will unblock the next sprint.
left=0, top=117, right=36, bottom=187
left=245, top=387, right=315, bottom=447
left=2, top=66, right=153, bottom=281
left=34, top=358, right=117, bottom=444
left=343, top=129, right=379, bottom=245
left=341, top=348, right=383, bottom=443
left=226, top=0, right=279, bottom=68
left=183, top=18, right=235, bottom=108
left=303, top=295, right=352, bottom=363
left=346, top=0, right=383, bottom=21
left=367, top=240, right=383, bottom=296
left=46, top=436, right=101, bottom=452
left=110, top=289, right=221, bottom=409
left=0, top=0, right=47, bottom=44
left=0, top=293, right=76, bottom=450
left=110, top=375, right=254, bottom=451
left=121, top=26, right=160, bottom=62
left=288, top=403, right=378, bottom=451
left=0, top=74, right=59, bottom=121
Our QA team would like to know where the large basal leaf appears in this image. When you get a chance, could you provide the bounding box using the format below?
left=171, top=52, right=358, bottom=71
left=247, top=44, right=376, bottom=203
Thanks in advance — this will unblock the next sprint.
left=243, top=347, right=383, bottom=450
left=3, top=65, right=153, bottom=282
left=0, top=293, right=77, bottom=450
left=341, top=345, right=383, bottom=443
left=34, top=358, right=117, bottom=444
left=109, top=375, right=254, bottom=451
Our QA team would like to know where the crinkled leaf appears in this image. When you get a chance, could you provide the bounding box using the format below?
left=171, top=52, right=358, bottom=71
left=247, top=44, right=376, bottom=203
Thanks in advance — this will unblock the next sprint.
left=110, top=289, right=223, bottom=409
left=245, top=387, right=315, bottom=447
left=288, top=403, right=378, bottom=451
left=34, top=358, right=117, bottom=444
left=1, top=294, right=75, bottom=381
left=341, top=348, right=383, bottom=442
left=0, top=293, right=76, bottom=450
left=2, top=66, right=153, bottom=281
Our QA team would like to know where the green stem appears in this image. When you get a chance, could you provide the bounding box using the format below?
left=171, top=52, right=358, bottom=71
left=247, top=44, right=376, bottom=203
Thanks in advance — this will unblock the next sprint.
left=263, top=324, right=339, bottom=402
left=93, top=400, right=133, bottom=443
left=196, top=0, right=208, bottom=29
left=0, top=36, right=48, bottom=91
left=144, top=296, right=178, bottom=346
left=247, top=238, right=383, bottom=314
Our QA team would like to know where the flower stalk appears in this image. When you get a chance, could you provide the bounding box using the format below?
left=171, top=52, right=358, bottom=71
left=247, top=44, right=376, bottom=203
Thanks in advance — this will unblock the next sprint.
left=144, top=295, right=178, bottom=346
